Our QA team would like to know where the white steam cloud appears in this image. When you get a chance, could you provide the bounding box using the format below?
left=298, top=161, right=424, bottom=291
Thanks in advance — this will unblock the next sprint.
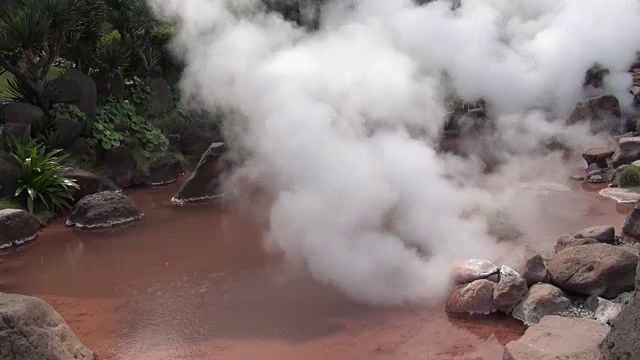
left=150, top=0, right=640, bottom=304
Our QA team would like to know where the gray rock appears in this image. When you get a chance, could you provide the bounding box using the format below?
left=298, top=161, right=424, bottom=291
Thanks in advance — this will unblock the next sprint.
left=622, top=201, right=640, bottom=240
left=594, top=297, right=623, bottom=325
left=143, top=78, right=174, bottom=117
left=493, top=272, right=528, bottom=314
left=445, top=279, right=496, bottom=316
left=3, top=102, right=44, bottom=127
left=0, top=209, right=40, bottom=249
left=0, top=151, right=21, bottom=198
left=69, top=137, right=97, bottom=164
left=554, top=234, right=599, bottom=253
left=512, top=283, right=570, bottom=325
left=613, top=136, right=640, bottom=167
left=103, top=146, right=143, bottom=188
left=548, top=243, right=637, bottom=298
left=66, top=191, right=143, bottom=229
left=46, top=69, right=97, bottom=118
left=566, top=94, right=622, bottom=134
left=573, top=225, right=615, bottom=244
left=54, top=118, right=84, bottom=148
left=147, top=153, right=185, bottom=186
left=66, top=168, right=119, bottom=202
left=582, top=147, right=614, bottom=168
left=522, top=247, right=548, bottom=286
left=451, top=259, right=500, bottom=284
left=588, top=174, right=604, bottom=183
left=0, top=292, right=94, bottom=360
left=504, top=316, right=609, bottom=360
left=173, top=142, right=228, bottom=204
left=601, top=293, right=640, bottom=360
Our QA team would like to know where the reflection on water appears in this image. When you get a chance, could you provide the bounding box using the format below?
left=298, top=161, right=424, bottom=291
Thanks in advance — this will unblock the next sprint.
left=0, top=177, right=629, bottom=359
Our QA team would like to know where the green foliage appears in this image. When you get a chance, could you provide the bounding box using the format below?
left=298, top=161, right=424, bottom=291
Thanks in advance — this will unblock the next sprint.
left=52, top=58, right=75, bottom=70
left=48, top=103, right=88, bottom=122
left=30, top=116, right=62, bottom=150
left=92, top=111, right=124, bottom=150
left=124, top=76, right=150, bottom=106
left=99, top=99, right=167, bottom=156
left=8, top=134, right=79, bottom=213
left=151, top=25, right=175, bottom=48
left=96, top=31, right=129, bottom=74
left=617, top=165, right=640, bottom=188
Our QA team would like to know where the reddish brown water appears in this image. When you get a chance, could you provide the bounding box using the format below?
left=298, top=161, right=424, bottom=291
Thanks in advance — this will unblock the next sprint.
left=0, top=178, right=631, bottom=360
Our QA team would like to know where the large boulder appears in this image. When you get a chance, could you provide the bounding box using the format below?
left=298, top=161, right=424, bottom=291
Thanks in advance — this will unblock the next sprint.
left=0, top=209, right=40, bottom=249
left=547, top=243, right=637, bottom=298
left=521, top=247, right=548, bottom=286
left=3, top=102, right=45, bottom=137
left=53, top=118, right=84, bottom=148
left=0, top=292, right=94, bottom=360
left=143, top=78, right=174, bottom=117
left=512, top=283, right=570, bottom=325
left=601, top=293, right=640, bottom=360
left=582, top=147, right=614, bottom=168
left=573, top=225, right=615, bottom=244
left=622, top=201, right=640, bottom=240
left=103, top=146, right=143, bottom=188
left=445, top=279, right=496, bottom=316
left=612, top=136, right=640, bottom=167
left=504, top=316, right=608, bottom=360
left=493, top=271, right=528, bottom=314
left=0, top=151, right=21, bottom=198
left=46, top=69, right=97, bottom=118
left=173, top=142, right=228, bottom=203
left=451, top=259, right=499, bottom=284
left=146, top=153, right=185, bottom=186
left=66, top=191, right=143, bottom=229
left=554, top=234, right=600, bottom=253
left=566, top=94, right=622, bottom=133
left=66, top=168, right=119, bottom=202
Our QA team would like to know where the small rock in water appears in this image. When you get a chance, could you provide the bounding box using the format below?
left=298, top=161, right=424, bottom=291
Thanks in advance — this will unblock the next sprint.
left=451, top=259, right=499, bottom=284
left=445, top=279, right=497, bottom=316
left=571, top=174, right=585, bottom=182
left=512, top=283, right=570, bottom=325
left=588, top=174, right=605, bottom=183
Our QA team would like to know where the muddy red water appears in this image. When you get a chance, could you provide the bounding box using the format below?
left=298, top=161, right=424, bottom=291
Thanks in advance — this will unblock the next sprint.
left=0, top=178, right=631, bottom=360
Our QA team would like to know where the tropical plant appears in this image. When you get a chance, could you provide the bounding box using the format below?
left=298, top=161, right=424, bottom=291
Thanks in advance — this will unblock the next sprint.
left=0, top=0, right=98, bottom=109
left=8, top=134, right=79, bottom=213
left=124, top=76, right=150, bottom=106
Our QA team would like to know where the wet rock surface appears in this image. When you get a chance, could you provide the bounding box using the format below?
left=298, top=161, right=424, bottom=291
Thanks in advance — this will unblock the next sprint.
left=147, top=153, right=185, bottom=186
left=173, top=142, right=228, bottom=203
left=67, top=191, right=143, bottom=229
left=512, top=284, right=570, bottom=325
left=104, top=146, right=144, bottom=188
left=451, top=259, right=499, bottom=284
left=504, top=315, right=608, bottom=360
left=0, top=292, right=94, bottom=360
left=0, top=209, right=40, bottom=249
left=445, top=279, right=497, bottom=316
left=548, top=243, right=637, bottom=298
left=66, top=168, right=119, bottom=202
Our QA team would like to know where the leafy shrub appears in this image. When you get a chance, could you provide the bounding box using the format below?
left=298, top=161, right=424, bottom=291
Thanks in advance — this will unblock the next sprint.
left=48, top=103, right=89, bottom=123
left=52, top=58, right=75, bottom=70
left=124, top=77, right=151, bottom=107
left=617, top=165, right=640, bottom=188
left=97, top=100, right=168, bottom=157
left=9, top=135, right=79, bottom=213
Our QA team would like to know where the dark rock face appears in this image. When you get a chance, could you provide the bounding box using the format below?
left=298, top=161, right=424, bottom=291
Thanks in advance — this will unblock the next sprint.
left=504, top=316, right=608, bottom=360
left=612, top=136, right=640, bottom=167
left=554, top=234, right=599, bottom=253
left=445, top=279, right=496, bottom=316
left=547, top=243, right=637, bottom=298
left=144, top=78, right=174, bottom=117
left=566, top=94, right=622, bottom=133
left=46, top=69, right=97, bottom=118
left=493, top=274, right=528, bottom=313
left=0, top=151, right=21, bottom=198
left=573, top=225, right=615, bottom=244
left=0, top=209, right=40, bottom=249
left=582, top=147, right=614, bottom=168
left=601, top=293, right=640, bottom=360
left=622, top=201, right=640, bottom=240
left=0, top=292, right=94, bottom=360
left=521, top=247, right=547, bottom=286
left=103, top=146, right=143, bottom=188
left=147, top=153, right=185, bottom=185
left=54, top=118, right=84, bottom=148
left=66, top=168, right=119, bottom=202
left=173, top=142, right=228, bottom=203
left=3, top=102, right=44, bottom=137
left=66, top=191, right=143, bottom=229
left=512, top=283, right=570, bottom=325
left=69, top=137, right=97, bottom=164
left=94, top=70, right=125, bottom=99
left=178, top=128, right=222, bottom=161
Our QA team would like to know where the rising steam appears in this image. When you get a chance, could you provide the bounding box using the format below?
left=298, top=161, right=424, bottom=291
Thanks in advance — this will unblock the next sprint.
left=150, top=0, right=640, bottom=304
